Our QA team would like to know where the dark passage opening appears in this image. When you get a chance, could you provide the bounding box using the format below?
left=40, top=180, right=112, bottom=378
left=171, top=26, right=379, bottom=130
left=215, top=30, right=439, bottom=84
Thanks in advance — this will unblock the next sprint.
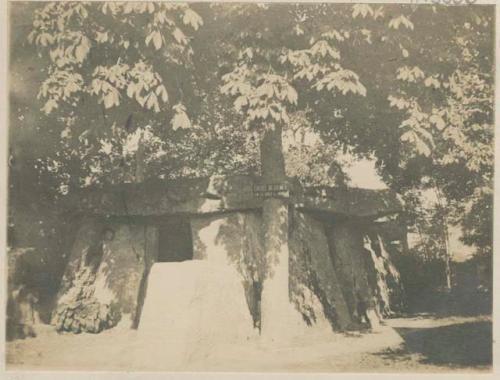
left=158, top=218, right=194, bottom=262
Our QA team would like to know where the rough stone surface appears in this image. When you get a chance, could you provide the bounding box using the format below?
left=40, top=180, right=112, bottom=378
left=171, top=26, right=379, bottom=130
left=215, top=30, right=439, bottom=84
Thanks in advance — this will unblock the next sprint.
left=53, top=194, right=405, bottom=332
left=190, top=212, right=263, bottom=329
left=52, top=220, right=158, bottom=333
left=53, top=219, right=100, bottom=294
left=289, top=211, right=352, bottom=331
left=363, top=228, right=406, bottom=316
left=52, top=263, right=116, bottom=333
left=295, top=186, right=403, bottom=218
left=72, top=176, right=403, bottom=219
left=72, top=176, right=262, bottom=217
left=324, top=219, right=407, bottom=327
left=51, top=220, right=108, bottom=333
left=259, top=199, right=308, bottom=340
left=326, top=221, right=379, bottom=328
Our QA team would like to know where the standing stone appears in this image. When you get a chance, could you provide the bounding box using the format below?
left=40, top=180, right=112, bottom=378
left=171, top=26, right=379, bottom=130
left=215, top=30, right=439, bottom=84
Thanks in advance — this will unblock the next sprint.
left=289, top=211, right=353, bottom=331
left=363, top=229, right=406, bottom=316
left=52, top=220, right=158, bottom=332
left=260, top=198, right=306, bottom=339
left=327, top=221, right=379, bottom=327
left=190, top=212, right=262, bottom=333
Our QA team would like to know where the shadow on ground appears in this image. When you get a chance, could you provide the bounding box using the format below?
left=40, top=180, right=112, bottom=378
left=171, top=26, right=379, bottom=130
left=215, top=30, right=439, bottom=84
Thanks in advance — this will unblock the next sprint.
left=377, top=321, right=492, bottom=368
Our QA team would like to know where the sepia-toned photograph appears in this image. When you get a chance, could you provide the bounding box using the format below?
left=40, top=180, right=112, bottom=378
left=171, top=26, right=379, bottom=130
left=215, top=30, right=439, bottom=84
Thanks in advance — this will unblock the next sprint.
left=5, top=1, right=494, bottom=373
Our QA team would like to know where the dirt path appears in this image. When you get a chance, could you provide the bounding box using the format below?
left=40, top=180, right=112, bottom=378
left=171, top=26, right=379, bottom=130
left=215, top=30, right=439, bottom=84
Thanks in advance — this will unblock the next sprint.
left=6, top=314, right=491, bottom=372
left=380, top=314, right=492, bottom=371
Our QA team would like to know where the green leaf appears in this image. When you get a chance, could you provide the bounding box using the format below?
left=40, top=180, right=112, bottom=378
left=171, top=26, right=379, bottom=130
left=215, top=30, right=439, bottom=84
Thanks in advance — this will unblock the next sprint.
left=152, top=31, right=162, bottom=50
left=424, top=76, right=440, bottom=89
left=172, top=103, right=191, bottom=130
left=388, top=95, right=411, bottom=110
left=155, top=84, right=169, bottom=103
left=234, top=95, right=248, bottom=111
left=389, top=15, right=414, bottom=30
left=146, top=93, right=160, bottom=113
left=103, top=88, right=119, bottom=109
left=41, top=99, right=58, bottom=114
left=429, top=114, right=446, bottom=130
left=173, top=28, right=187, bottom=45
left=75, top=37, right=91, bottom=63
left=145, top=32, right=153, bottom=47
left=95, top=31, right=109, bottom=43
left=352, top=4, right=374, bottom=19
left=286, top=86, right=298, bottom=105
left=126, top=83, right=137, bottom=98
left=182, top=8, right=203, bottom=31
left=38, top=33, right=54, bottom=47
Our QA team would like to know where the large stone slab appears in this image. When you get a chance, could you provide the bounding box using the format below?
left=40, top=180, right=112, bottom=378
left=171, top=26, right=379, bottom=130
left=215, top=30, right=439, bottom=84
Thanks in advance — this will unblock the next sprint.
left=289, top=211, right=353, bottom=331
left=190, top=212, right=263, bottom=329
left=295, top=186, right=402, bottom=219
left=363, top=228, right=406, bottom=316
left=54, top=218, right=104, bottom=300
left=325, top=219, right=407, bottom=326
left=52, top=189, right=407, bottom=336
left=94, top=223, right=158, bottom=321
left=326, top=221, right=377, bottom=326
left=69, top=176, right=403, bottom=219
left=138, top=261, right=257, bottom=343
left=71, top=176, right=261, bottom=217
left=52, top=220, right=158, bottom=333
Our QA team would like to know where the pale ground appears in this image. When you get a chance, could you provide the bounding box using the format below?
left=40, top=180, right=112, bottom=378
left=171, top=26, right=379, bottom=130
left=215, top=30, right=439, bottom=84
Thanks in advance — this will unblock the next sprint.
left=6, top=262, right=493, bottom=372
left=6, top=314, right=492, bottom=372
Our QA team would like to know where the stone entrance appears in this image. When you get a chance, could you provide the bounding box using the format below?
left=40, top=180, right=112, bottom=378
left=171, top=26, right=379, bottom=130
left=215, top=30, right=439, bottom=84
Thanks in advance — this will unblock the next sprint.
left=158, top=218, right=194, bottom=263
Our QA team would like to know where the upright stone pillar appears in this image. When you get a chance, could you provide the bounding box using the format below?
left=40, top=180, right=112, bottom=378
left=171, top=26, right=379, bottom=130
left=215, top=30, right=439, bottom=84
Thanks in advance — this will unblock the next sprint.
left=260, top=199, right=299, bottom=338
left=259, top=126, right=304, bottom=340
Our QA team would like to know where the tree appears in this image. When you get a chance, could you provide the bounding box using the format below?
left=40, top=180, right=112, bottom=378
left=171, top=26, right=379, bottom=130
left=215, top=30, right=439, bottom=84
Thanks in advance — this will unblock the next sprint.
left=379, top=6, right=494, bottom=286
left=26, top=2, right=207, bottom=191
left=18, top=2, right=495, bottom=333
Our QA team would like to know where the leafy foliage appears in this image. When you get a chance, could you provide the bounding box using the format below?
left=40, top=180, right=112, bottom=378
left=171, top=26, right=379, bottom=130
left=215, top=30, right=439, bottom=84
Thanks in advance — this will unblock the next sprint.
left=10, top=3, right=495, bottom=261
left=382, top=7, right=494, bottom=257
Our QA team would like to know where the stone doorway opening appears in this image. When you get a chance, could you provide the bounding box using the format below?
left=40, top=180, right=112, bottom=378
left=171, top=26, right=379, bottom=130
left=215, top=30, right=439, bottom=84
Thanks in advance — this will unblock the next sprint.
left=157, top=218, right=194, bottom=262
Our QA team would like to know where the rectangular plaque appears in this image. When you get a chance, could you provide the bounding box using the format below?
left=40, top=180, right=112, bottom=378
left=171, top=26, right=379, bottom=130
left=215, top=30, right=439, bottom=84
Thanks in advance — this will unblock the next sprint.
left=253, top=183, right=290, bottom=198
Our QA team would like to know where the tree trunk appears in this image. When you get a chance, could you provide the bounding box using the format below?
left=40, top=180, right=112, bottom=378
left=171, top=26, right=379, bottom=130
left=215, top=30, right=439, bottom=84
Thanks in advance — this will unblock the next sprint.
left=259, top=125, right=303, bottom=338
left=135, top=130, right=145, bottom=183
left=434, top=187, right=452, bottom=290
left=442, top=223, right=452, bottom=289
